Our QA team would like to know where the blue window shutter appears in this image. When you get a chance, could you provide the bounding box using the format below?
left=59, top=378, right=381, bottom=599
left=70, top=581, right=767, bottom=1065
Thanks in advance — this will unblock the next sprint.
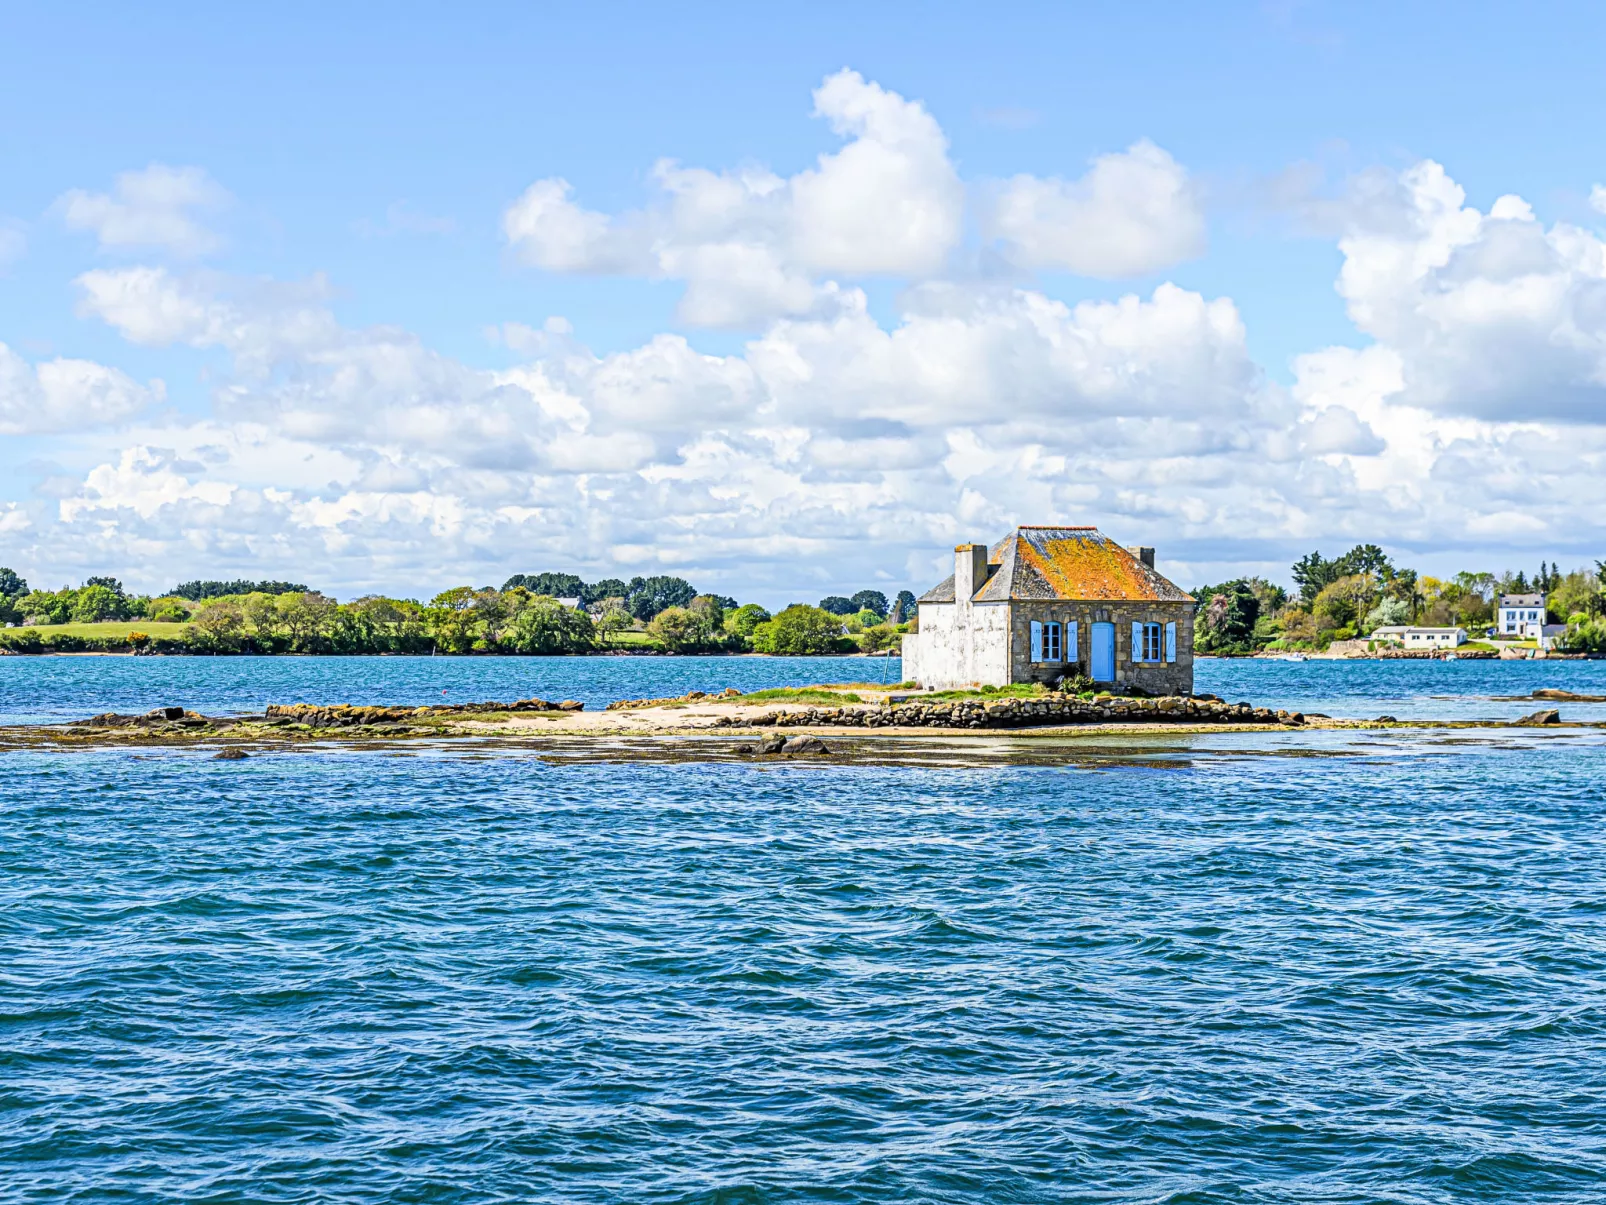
left=1030, top=621, right=1042, bottom=662
left=1131, top=621, right=1142, bottom=662
left=1067, top=621, right=1078, bottom=662
left=1165, top=621, right=1177, bottom=663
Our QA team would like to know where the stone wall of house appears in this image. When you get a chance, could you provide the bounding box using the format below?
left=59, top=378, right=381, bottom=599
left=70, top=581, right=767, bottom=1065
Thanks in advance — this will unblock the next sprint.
left=903, top=600, right=1011, bottom=688
left=1007, top=600, right=1195, bottom=695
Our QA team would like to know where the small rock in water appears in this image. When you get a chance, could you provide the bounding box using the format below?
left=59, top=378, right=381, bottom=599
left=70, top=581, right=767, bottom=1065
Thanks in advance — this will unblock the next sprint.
left=1375, top=715, right=1399, bottom=724
left=1515, top=708, right=1561, bottom=727
left=781, top=735, right=830, bottom=755
left=213, top=747, right=249, bottom=760
left=758, top=734, right=786, bottom=755
left=731, top=744, right=756, bottom=756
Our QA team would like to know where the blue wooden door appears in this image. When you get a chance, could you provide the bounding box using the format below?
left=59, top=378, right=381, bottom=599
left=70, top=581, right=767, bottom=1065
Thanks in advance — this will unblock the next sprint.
left=1091, top=622, right=1115, bottom=682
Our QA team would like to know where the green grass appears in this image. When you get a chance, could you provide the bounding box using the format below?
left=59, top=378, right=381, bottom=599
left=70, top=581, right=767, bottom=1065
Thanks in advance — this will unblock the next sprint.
left=736, top=687, right=865, bottom=704
left=17, top=621, right=192, bottom=641
left=912, top=683, right=1052, bottom=701
left=599, top=630, right=659, bottom=647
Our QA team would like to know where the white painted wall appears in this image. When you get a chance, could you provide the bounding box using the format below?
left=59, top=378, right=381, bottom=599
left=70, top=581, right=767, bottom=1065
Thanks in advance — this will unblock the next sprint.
left=905, top=600, right=1011, bottom=688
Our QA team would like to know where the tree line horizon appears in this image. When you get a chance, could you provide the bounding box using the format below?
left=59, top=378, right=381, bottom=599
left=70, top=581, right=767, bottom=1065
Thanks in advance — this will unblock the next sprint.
left=0, top=567, right=921, bottom=657
left=3, top=550, right=1603, bottom=655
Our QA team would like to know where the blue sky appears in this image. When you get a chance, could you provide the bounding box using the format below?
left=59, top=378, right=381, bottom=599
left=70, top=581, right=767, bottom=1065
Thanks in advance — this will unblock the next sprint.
left=3, top=2, right=1606, bottom=602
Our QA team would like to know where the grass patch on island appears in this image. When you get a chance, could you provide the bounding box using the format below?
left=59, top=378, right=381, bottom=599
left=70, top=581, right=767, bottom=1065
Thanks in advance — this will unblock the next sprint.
left=912, top=683, right=1053, bottom=701
left=736, top=687, right=865, bottom=705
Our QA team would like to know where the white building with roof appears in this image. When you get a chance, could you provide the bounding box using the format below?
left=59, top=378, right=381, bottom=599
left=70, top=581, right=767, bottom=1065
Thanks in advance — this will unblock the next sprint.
left=901, top=526, right=1196, bottom=693
left=1497, top=593, right=1547, bottom=639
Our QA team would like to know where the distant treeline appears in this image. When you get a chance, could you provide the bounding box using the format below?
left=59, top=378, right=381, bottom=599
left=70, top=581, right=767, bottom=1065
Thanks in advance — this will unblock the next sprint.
left=1193, top=545, right=1606, bottom=653
left=171, top=579, right=310, bottom=601
left=0, top=568, right=917, bottom=656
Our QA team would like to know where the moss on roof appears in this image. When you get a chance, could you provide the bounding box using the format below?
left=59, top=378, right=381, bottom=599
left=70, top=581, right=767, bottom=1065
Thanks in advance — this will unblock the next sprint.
left=920, top=526, right=1193, bottom=604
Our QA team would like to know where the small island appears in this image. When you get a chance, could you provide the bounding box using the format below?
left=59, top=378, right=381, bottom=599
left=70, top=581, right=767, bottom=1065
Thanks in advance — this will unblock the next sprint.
left=2, top=682, right=1589, bottom=767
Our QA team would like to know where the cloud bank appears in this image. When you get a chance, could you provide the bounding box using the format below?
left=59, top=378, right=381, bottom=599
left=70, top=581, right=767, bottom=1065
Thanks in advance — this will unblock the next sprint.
left=4, top=73, right=1606, bottom=599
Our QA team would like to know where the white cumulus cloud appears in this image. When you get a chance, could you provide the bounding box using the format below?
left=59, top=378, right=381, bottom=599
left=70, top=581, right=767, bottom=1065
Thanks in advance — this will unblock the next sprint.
left=1332, top=160, right=1606, bottom=422
left=57, top=164, right=230, bottom=257
left=984, top=140, right=1206, bottom=277
left=0, top=342, right=161, bottom=435
left=503, top=69, right=962, bottom=327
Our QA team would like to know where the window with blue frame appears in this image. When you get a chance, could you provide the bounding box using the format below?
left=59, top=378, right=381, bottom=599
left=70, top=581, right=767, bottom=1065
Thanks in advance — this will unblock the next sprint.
left=1141, top=622, right=1162, bottom=662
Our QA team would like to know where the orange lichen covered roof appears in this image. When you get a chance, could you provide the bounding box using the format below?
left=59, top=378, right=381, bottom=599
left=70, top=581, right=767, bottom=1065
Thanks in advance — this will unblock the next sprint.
left=920, top=526, right=1192, bottom=604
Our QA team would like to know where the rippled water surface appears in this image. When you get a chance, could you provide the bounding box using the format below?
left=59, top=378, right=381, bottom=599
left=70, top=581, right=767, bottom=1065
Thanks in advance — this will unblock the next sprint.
left=2, top=652, right=1605, bottom=722
left=5, top=660, right=1606, bottom=1202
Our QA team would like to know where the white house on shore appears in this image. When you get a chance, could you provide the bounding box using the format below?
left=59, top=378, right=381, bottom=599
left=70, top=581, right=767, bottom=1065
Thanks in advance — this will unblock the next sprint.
left=1497, top=593, right=1547, bottom=639
left=1371, top=625, right=1467, bottom=649
left=900, top=526, right=1196, bottom=693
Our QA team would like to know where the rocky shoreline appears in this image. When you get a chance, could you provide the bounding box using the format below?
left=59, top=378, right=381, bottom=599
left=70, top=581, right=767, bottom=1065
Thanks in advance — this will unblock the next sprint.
left=1, top=685, right=1592, bottom=758
left=712, top=693, right=1308, bottom=729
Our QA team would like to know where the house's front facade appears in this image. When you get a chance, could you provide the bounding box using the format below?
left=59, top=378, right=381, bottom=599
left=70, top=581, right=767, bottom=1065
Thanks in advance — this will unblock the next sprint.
left=901, top=526, right=1196, bottom=693
left=1401, top=626, right=1467, bottom=649
left=1498, top=593, right=1547, bottom=639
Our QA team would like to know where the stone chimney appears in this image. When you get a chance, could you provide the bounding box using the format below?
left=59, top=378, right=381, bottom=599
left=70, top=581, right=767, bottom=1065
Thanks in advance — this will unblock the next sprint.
left=954, top=543, right=990, bottom=602
left=1127, top=546, right=1156, bottom=569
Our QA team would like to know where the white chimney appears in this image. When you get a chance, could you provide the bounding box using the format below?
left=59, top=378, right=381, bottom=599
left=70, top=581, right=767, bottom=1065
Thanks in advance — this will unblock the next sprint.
left=954, top=543, right=989, bottom=601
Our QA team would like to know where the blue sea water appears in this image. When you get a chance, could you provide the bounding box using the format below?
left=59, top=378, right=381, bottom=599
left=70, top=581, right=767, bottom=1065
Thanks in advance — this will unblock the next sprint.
left=4, top=659, right=1606, bottom=1202
left=1, top=652, right=1605, bottom=723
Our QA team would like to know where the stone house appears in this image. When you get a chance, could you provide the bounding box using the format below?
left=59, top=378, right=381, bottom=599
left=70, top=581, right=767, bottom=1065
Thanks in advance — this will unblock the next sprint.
left=900, top=526, right=1196, bottom=693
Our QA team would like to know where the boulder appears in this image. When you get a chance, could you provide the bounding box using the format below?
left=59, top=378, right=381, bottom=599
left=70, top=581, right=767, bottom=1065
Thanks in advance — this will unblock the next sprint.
left=781, top=735, right=830, bottom=754
left=213, top=747, right=249, bottom=760
left=557, top=700, right=584, bottom=711
left=1514, top=709, right=1561, bottom=726
left=758, top=734, right=786, bottom=755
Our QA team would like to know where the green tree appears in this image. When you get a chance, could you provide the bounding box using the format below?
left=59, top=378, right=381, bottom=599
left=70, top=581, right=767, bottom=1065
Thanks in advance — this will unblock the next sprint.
left=1193, top=582, right=1261, bottom=652
left=889, top=590, right=917, bottom=624
left=687, top=595, right=727, bottom=630
left=503, top=597, right=595, bottom=653
left=855, top=623, right=901, bottom=653
left=69, top=584, right=128, bottom=623
left=20, top=590, right=70, bottom=624
left=626, top=575, right=696, bottom=621
left=427, top=586, right=479, bottom=653
left=146, top=597, right=191, bottom=624
left=594, top=603, right=635, bottom=641
left=750, top=604, right=847, bottom=654
left=818, top=595, right=856, bottom=615
left=0, top=568, right=27, bottom=598
left=241, top=593, right=282, bottom=642
left=187, top=599, right=246, bottom=650
left=1362, top=597, right=1411, bottom=633
left=171, top=579, right=310, bottom=601
left=277, top=591, right=339, bottom=651
left=502, top=572, right=586, bottom=599
left=1291, top=552, right=1340, bottom=605
left=849, top=589, right=889, bottom=618
left=647, top=605, right=713, bottom=653
left=1312, top=574, right=1375, bottom=634
left=726, top=603, right=771, bottom=638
